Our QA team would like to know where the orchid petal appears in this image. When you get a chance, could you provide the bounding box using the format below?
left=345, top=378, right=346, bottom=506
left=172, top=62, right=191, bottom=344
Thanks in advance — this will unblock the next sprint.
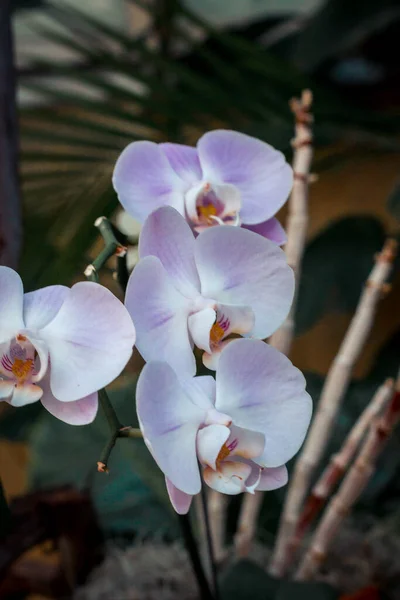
left=203, top=461, right=252, bottom=494
left=179, top=374, right=216, bottom=412
left=0, top=381, right=14, bottom=399
left=197, top=424, right=230, bottom=470
left=188, top=307, right=216, bottom=354
left=198, top=130, right=292, bottom=224
left=139, top=206, right=200, bottom=297
left=24, top=332, right=49, bottom=383
left=125, top=255, right=195, bottom=375
left=203, top=339, right=233, bottom=371
left=40, top=282, right=135, bottom=401
left=137, top=361, right=205, bottom=494
left=243, top=217, right=287, bottom=245
left=0, top=267, right=24, bottom=343
left=112, top=141, right=186, bottom=222
left=257, top=465, right=288, bottom=491
left=10, top=383, right=43, bottom=407
left=195, top=226, right=294, bottom=338
left=41, top=376, right=98, bottom=425
left=216, top=339, right=312, bottom=467
left=23, top=286, right=69, bottom=330
left=160, top=143, right=202, bottom=184
left=227, top=424, right=265, bottom=460
left=165, top=478, right=193, bottom=514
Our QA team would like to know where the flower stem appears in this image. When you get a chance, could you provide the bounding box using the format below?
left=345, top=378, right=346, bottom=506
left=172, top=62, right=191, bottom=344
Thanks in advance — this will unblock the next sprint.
left=199, top=485, right=220, bottom=600
left=84, top=216, right=129, bottom=292
left=179, top=513, right=215, bottom=600
left=98, top=388, right=121, bottom=431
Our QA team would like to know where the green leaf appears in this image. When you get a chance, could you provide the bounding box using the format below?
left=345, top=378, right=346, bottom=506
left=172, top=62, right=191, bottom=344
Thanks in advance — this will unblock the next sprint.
left=291, top=0, right=400, bottom=72
left=276, top=580, right=339, bottom=600
left=28, top=381, right=176, bottom=537
left=296, top=216, right=386, bottom=334
left=220, top=560, right=279, bottom=600
left=387, top=180, right=400, bottom=221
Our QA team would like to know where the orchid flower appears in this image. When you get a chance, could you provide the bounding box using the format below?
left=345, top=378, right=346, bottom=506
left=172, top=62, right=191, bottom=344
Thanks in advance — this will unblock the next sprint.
left=0, top=267, right=136, bottom=425
left=137, top=338, right=312, bottom=514
left=112, top=129, right=292, bottom=244
left=125, top=206, right=294, bottom=374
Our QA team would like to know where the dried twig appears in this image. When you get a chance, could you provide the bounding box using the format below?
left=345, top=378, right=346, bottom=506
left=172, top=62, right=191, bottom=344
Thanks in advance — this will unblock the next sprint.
left=286, top=378, right=394, bottom=566
left=234, top=89, right=314, bottom=559
left=270, top=238, right=397, bottom=576
left=295, top=377, right=400, bottom=580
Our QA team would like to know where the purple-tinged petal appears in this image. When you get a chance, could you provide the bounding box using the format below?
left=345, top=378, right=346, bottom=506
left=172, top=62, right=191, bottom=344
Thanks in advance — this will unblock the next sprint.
left=139, top=206, right=200, bottom=297
left=197, top=424, right=230, bottom=470
left=197, top=130, right=293, bottom=224
left=23, top=285, right=69, bottom=330
left=185, top=181, right=241, bottom=227
left=257, top=465, right=288, bottom=491
left=125, top=256, right=195, bottom=375
left=112, top=141, right=187, bottom=222
left=243, top=217, right=287, bottom=245
left=10, top=383, right=43, bottom=407
left=165, top=477, right=193, bottom=514
left=195, top=226, right=294, bottom=338
left=137, top=362, right=205, bottom=495
left=40, top=374, right=98, bottom=425
left=203, top=460, right=252, bottom=494
left=188, top=307, right=216, bottom=354
left=160, top=143, right=202, bottom=184
left=214, top=304, right=254, bottom=338
left=179, top=374, right=217, bottom=411
left=203, top=339, right=232, bottom=371
left=40, top=282, right=135, bottom=402
left=216, top=339, right=312, bottom=467
left=0, top=267, right=24, bottom=343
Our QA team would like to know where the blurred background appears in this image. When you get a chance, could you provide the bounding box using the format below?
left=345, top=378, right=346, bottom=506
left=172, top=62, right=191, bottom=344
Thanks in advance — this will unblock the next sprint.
left=1, top=0, right=400, bottom=598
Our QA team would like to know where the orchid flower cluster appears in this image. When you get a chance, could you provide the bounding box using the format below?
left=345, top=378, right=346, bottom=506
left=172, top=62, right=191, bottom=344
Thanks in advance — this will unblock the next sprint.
left=1, top=130, right=312, bottom=514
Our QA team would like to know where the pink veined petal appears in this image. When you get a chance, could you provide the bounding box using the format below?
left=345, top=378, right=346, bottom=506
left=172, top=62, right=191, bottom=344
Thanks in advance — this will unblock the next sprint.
left=0, top=267, right=24, bottom=344
left=40, top=371, right=98, bottom=425
left=188, top=307, right=216, bottom=354
left=197, top=424, right=230, bottom=470
left=10, top=383, right=43, bottom=407
left=0, top=381, right=14, bottom=400
left=195, top=225, right=294, bottom=338
left=216, top=339, right=312, bottom=467
left=165, top=477, right=194, bottom=514
left=243, top=217, right=287, bottom=245
left=203, top=460, right=252, bottom=495
left=256, top=465, right=288, bottom=491
left=40, top=282, right=136, bottom=402
left=160, top=143, right=202, bottom=184
left=137, top=361, right=206, bottom=495
left=139, top=206, right=200, bottom=297
left=125, top=256, right=195, bottom=376
left=23, top=285, right=69, bottom=330
left=214, top=303, right=255, bottom=338
left=112, top=141, right=187, bottom=222
left=227, top=424, right=265, bottom=461
left=197, top=130, right=293, bottom=224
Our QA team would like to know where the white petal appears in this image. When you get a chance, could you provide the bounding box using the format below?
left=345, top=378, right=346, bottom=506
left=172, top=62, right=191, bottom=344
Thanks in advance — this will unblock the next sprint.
left=165, top=477, right=193, bottom=514
left=197, top=424, right=230, bottom=470
left=188, top=307, right=216, bottom=353
left=10, top=383, right=43, bottom=407
left=0, top=267, right=24, bottom=343
left=216, top=339, right=312, bottom=467
left=203, top=461, right=252, bottom=495
left=23, top=285, right=69, bottom=330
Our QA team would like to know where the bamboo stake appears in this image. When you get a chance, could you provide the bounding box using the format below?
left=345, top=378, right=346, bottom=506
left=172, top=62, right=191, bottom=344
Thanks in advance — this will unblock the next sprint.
left=295, top=377, right=400, bottom=580
left=286, top=378, right=393, bottom=567
left=234, top=90, right=314, bottom=558
left=270, top=238, right=397, bottom=577
left=208, top=491, right=229, bottom=563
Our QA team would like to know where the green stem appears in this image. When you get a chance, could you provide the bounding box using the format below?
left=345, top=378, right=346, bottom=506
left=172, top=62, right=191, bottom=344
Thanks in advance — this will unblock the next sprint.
left=179, top=513, right=215, bottom=600
left=98, top=388, right=121, bottom=431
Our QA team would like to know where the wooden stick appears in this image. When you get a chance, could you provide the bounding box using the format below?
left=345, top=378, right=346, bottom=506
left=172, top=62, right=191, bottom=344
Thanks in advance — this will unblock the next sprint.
left=208, top=491, right=229, bottom=563
left=269, top=238, right=397, bottom=577
left=234, top=90, right=314, bottom=558
left=286, top=378, right=394, bottom=566
left=295, top=377, right=400, bottom=580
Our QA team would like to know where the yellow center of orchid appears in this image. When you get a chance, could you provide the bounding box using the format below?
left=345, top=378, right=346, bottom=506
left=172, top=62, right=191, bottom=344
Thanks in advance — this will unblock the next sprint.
left=216, top=443, right=231, bottom=464
left=210, top=322, right=225, bottom=348
left=197, top=203, right=217, bottom=223
left=11, top=358, right=34, bottom=382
